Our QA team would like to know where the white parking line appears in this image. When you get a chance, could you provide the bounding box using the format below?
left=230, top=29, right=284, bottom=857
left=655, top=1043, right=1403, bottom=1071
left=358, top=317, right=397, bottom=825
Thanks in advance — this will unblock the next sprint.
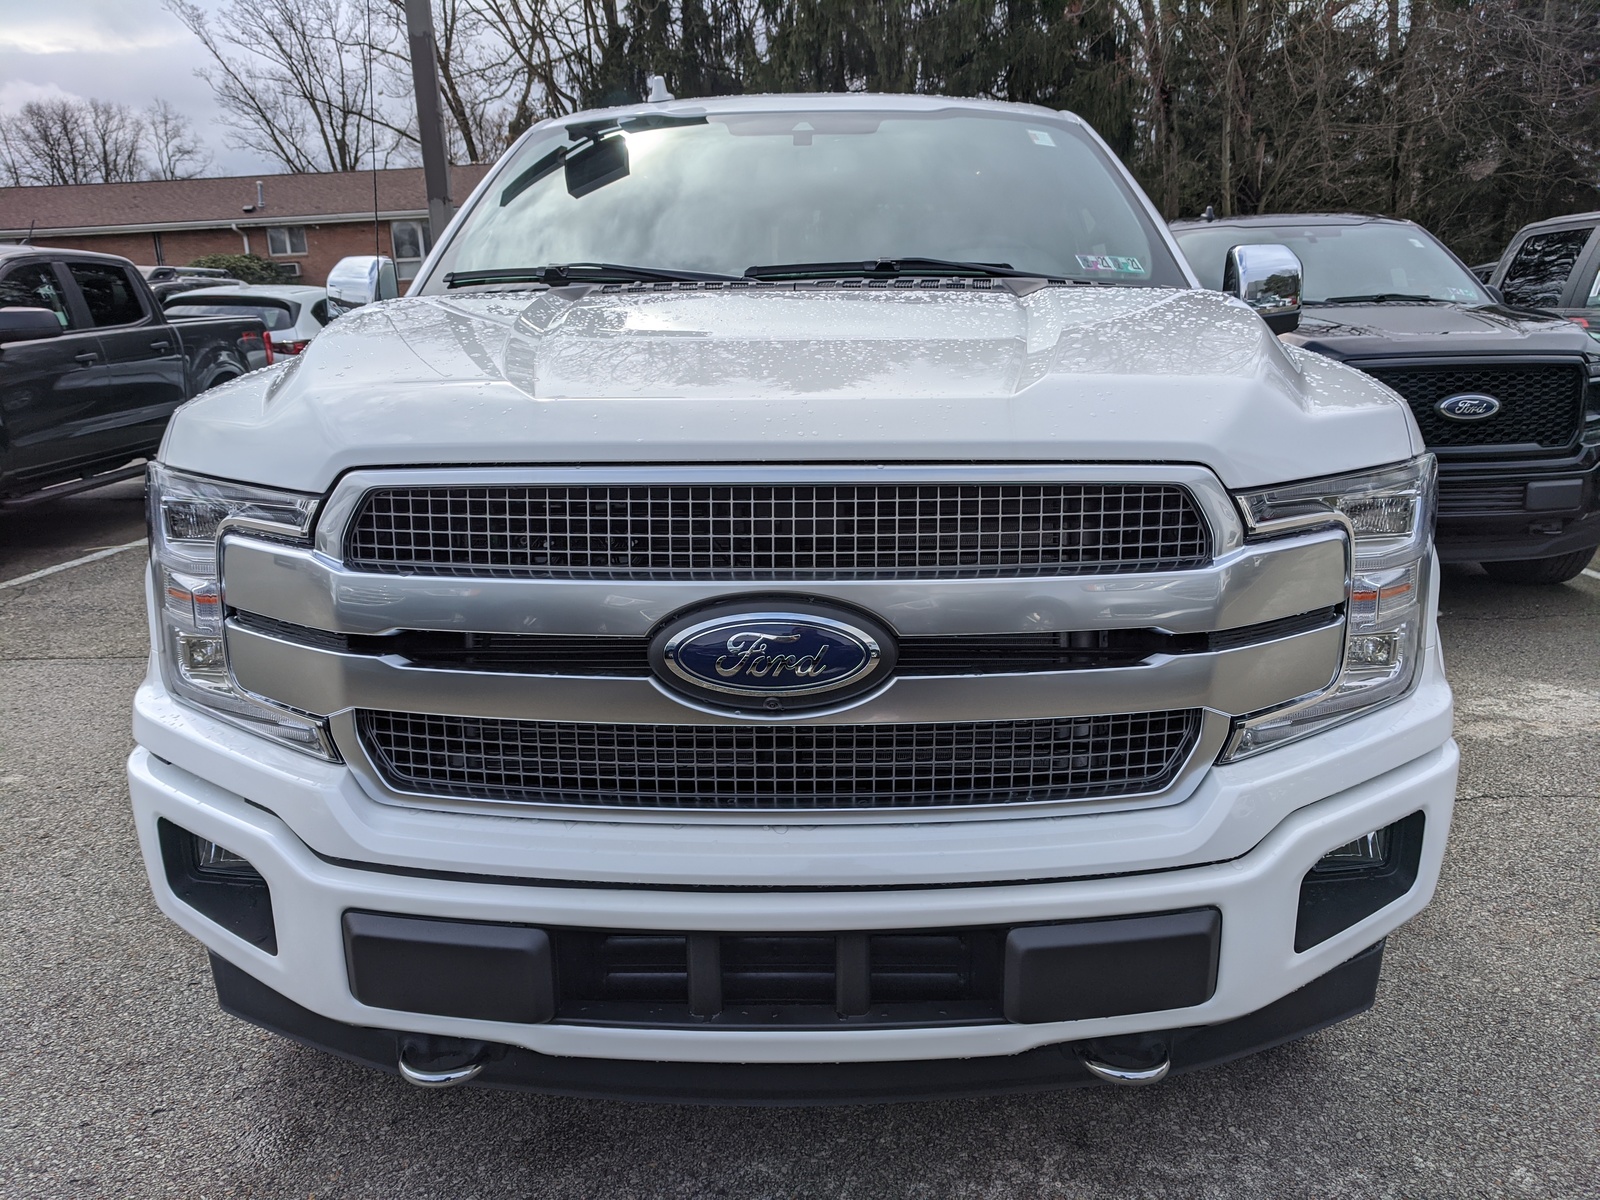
left=1584, top=568, right=1600, bottom=582
left=0, top=538, right=147, bottom=591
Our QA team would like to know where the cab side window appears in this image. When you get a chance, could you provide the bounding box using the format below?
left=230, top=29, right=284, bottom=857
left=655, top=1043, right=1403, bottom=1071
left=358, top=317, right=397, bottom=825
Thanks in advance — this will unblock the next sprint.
left=1499, top=228, right=1594, bottom=308
left=67, top=262, right=146, bottom=327
left=0, top=262, right=74, bottom=327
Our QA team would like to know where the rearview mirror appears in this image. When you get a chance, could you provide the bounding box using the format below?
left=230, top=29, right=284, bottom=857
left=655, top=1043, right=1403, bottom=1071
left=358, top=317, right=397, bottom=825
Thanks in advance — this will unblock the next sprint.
left=0, top=306, right=65, bottom=346
left=1223, top=244, right=1302, bottom=335
left=565, top=134, right=630, bottom=199
left=325, top=255, right=398, bottom=318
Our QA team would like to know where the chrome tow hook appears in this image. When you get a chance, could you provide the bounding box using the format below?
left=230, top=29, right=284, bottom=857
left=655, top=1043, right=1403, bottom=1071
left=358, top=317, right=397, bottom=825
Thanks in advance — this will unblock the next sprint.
left=1080, top=1056, right=1171, bottom=1086
left=1076, top=1035, right=1172, bottom=1086
left=397, top=1038, right=490, bottom=1089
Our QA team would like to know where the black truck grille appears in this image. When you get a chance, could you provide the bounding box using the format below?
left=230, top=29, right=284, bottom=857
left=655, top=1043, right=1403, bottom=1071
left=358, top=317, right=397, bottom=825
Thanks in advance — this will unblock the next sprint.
left=357, top=710, right=1201, bottom=810
left=343, top=483, right=1210, bottom=579
left=1362, top=361, right=1584, bottom=451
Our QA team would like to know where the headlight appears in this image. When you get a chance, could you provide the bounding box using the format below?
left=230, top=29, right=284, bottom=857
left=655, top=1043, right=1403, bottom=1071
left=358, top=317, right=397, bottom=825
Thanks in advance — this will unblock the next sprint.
left=1223, top=455, right=1436, bottom=759
left=147, top=463, right=335, bottom=758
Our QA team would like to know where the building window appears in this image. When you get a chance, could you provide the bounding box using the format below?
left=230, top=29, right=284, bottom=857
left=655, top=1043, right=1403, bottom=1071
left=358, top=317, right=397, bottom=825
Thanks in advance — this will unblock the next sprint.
left=391, top=219, right=432, bottom=281
left=267, top=226, right=308, bottom=257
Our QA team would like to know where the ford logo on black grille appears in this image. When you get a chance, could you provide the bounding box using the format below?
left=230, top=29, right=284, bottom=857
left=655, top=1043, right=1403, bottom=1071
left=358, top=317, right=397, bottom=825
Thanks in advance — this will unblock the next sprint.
left=1435, top=393, right=1501, bottom=421
left=652, top=601, right=894, bottom=710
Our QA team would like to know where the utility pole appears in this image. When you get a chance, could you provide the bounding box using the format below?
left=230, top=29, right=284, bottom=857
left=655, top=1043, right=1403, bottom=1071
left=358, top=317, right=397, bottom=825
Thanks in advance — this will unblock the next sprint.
left=405, top=0, right=453, bottom=242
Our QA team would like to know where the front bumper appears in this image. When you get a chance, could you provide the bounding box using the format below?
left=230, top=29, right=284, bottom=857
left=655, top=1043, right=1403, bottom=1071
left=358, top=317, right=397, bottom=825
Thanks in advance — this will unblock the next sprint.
left=128, top=719, right=1456, bottom=1077
left=1435, top=441, right=1600, bottom=562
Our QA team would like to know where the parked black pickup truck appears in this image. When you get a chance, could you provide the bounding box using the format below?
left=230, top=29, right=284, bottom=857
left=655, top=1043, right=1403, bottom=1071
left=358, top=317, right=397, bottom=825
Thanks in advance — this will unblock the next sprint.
left=1173, top=214, right=1600, bottom=583
left=0, top=245, right=270, bottom=504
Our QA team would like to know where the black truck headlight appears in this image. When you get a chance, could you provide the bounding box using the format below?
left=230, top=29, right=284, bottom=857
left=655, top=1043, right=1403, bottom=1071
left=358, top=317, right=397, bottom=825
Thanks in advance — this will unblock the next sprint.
left=1223, top=455, right=1436, bottom=759
left=147, top=464, right=335, bottom=758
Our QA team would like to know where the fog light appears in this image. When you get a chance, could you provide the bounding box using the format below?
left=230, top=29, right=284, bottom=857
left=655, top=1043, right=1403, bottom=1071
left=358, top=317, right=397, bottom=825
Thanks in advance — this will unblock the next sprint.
left=1346, top=633, right=1400, bottom=668
left=157, top=820, right=276, bottom=953
left=1313, top=828, right=1392, bottom=873
left=191, top=834, right=260, bottom=878
left=176, top=634, right=228, bottom=682
left=1296, top=813, right=1424, bottom=951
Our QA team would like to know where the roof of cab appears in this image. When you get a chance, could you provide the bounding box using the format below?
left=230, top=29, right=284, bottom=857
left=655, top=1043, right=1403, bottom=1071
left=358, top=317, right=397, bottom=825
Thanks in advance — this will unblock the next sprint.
left=1168, top=213, right=1410, bottom=229
left=539, top=91, right=1080, bottom=127
left=0, top=242, right=141, bottom=265
left=1505, top=210, right=1600, bottom=234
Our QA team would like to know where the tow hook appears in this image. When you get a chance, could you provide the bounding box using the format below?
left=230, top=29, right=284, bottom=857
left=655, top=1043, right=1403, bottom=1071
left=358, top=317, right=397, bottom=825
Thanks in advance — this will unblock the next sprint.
left=396, top=1035, right=492, bottom=1089
left=1076, top=1035, right=1172, bottom=1086
left=1080, top=1056, right=1171, bottom=1086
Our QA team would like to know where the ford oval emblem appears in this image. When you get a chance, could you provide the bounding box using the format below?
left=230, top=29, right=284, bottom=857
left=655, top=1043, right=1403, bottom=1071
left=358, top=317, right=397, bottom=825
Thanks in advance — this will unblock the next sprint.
left=652, top=601, right=896, bottom=710
left=1435, top=393, right=1501, bottom=421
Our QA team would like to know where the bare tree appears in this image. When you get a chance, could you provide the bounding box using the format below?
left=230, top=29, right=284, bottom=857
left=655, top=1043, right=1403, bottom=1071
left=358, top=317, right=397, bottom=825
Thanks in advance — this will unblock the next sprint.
left=145, top=98, right=213, bottom=179
left=0, top=97, right=147, bottom=185
left=166, top=0, right=407, bottom=172
left=375, top=0, right=507, bottom=163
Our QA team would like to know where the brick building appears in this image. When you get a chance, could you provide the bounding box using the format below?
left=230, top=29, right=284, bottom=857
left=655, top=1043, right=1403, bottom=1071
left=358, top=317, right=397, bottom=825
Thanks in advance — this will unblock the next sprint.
left=0, top=165, right=491, bottom=286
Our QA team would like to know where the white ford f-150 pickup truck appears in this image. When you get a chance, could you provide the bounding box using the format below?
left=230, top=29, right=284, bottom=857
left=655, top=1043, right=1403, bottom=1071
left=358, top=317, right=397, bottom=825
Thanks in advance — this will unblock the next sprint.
left=128, top=93, right=1456, bottom=1101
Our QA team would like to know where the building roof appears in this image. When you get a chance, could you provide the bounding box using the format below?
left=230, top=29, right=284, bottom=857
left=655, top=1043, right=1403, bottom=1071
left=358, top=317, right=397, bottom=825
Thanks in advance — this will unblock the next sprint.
left=0, top=164, right=492, bottom=238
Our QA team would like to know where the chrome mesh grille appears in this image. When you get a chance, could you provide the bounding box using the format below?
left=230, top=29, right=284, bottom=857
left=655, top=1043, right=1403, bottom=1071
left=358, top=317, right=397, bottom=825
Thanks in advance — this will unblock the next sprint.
left=356, top=710, right=1202, bottom=810
left=343, top=483, right=1210, bottom=579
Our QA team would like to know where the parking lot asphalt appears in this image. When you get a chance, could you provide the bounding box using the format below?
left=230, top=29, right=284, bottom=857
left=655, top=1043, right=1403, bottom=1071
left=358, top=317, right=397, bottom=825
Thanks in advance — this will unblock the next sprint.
left=0, top=490, right=1596, bottom=1200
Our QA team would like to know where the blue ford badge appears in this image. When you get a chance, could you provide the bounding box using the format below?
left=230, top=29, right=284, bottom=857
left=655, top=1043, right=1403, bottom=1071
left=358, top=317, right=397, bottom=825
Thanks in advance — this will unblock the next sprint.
left=652, top=602, right=895, bottom=709
left=1435, top=393, right=1501, bottom=421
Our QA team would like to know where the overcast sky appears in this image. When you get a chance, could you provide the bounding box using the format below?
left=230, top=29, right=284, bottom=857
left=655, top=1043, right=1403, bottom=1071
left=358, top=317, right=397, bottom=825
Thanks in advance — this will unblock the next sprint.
left=0, top=0, right=282, bottom=177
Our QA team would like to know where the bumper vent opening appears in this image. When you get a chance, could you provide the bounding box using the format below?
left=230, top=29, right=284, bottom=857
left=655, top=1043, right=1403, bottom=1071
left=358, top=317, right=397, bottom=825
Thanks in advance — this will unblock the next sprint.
left=1295, top=811, right=1426, bottom=951
left=157, top=818, right=277, bottom=954
left=553, top=927, right=1007, bottom=1028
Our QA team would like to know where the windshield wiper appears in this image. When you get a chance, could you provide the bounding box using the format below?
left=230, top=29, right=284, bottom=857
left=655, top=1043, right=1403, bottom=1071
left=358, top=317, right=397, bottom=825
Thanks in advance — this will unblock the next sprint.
left=743, top=257, right=1077, bottom=281
left=444, top=263, right=740, bottom=288
left=1311, top=293, right=1443, bottom=305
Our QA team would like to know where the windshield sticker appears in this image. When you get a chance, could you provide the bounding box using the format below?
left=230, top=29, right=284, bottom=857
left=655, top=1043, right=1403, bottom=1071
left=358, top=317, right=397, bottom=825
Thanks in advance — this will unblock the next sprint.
left=1076, top=254, right=1145, bottom=274
left=1027, top=129, right=1056, bottom=147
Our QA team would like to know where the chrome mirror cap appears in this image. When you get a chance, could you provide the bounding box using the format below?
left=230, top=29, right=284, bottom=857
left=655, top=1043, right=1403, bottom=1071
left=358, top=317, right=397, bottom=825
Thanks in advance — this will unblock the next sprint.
left=1223, top=243, right=1303, bottom=335
left=326, top=255, right=399, bottom=318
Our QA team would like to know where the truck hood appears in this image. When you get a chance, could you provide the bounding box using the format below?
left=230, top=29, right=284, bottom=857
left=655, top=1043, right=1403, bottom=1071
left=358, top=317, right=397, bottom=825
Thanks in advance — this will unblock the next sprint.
left=162, top=284, right=1420, bottom=493
left=1288, top=300, right=1594, bottom=361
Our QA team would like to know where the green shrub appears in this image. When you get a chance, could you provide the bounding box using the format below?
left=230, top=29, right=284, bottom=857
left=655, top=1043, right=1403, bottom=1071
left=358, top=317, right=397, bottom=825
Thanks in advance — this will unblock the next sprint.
left=187, top=253, right=284, bottom=284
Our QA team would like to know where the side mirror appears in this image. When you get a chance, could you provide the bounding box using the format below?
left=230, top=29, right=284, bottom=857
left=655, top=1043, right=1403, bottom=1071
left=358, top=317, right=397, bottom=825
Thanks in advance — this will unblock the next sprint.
left=0, top=306, right=65, bottom=346
left=1485, top=284, right=1506, bottom=306
left=1223, top=243, right=1302, bottom=335
left=325, top=255, right=399, bottom=318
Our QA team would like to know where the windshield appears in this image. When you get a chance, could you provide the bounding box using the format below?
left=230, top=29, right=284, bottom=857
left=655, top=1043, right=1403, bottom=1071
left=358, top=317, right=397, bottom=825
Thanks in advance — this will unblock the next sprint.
left=1173, top=222, right=1488, bottom=305
left=165, top=300, right=297, bottom=330
left=423, top=108, right=1187, bottom=288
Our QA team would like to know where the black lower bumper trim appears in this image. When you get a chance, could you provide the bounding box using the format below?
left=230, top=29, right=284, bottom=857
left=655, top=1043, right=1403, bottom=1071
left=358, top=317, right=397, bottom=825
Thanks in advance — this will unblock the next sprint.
left=1434, top=451, right=1600, bottom=562
left=209, top=940, right=1385, bottom=1105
